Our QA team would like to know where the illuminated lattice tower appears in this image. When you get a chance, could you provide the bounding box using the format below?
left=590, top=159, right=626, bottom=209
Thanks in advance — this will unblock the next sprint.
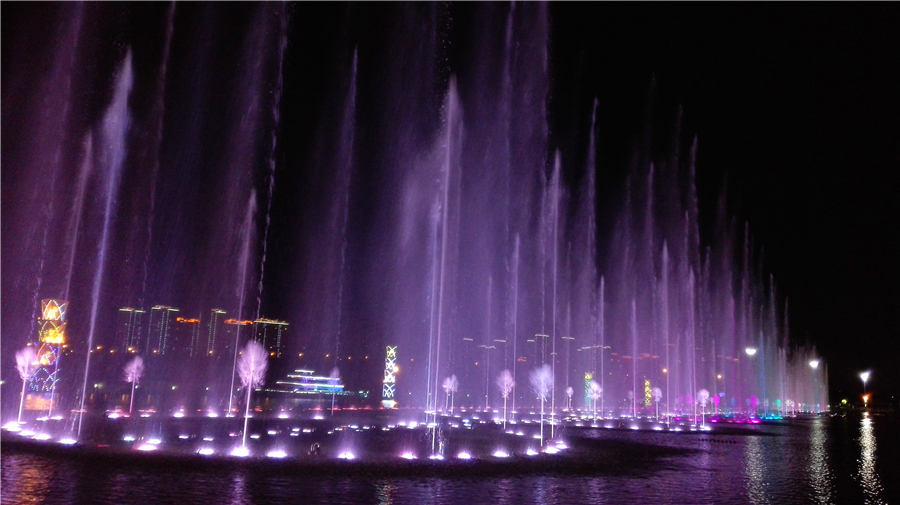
left=26, top=299, right=68, bottom=412
left=382, top=346, right=398, bottom=408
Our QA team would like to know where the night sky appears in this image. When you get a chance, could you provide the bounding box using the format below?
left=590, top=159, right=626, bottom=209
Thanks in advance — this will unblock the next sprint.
left=2, top=3, right=898, bottom=405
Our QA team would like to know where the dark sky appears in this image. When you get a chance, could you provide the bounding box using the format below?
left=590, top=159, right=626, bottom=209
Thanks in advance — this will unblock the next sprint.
left=546, top=4, right=899, bottom=400
left=2, top=3, right=897, bottom=404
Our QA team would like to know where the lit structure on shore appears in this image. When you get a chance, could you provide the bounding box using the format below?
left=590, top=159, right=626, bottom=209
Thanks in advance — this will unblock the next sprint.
left=26, top=299, right=68, bottom=414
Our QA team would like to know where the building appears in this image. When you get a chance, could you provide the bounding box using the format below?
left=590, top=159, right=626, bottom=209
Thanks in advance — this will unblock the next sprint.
left=146, top=305, right=179, bottom=355
left=206, top=309, right=227, bottom=356
left=254, top=318, right=288, bottom=358
left=116, top=307, right=146, bottom=353
left=175, top=316, right=203, bottom=357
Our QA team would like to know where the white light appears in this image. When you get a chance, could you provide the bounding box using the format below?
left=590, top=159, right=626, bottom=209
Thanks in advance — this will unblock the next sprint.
left=278, top=412, right=289, bottom=419
left=492, top=449, right=510, bottom=458
left=231, top=447, right=250, bottom=457
left=148, top=438, right=162, bottom=445
left=207, top=412, right=219, bottom=418
left=59, top=438, right=77, bottom=445
left=123, top=435, right=136, bottom=442
left=745, top=348, right=757, bottom=356
left=457, top=451, right=472, bottom=460
left=338, top=451, right=355, bottom=460
left=202, top=437, right=214, bottom=441
left=3, top=422, right=21, bottom=432
left=400, top=452, right=416, bottom=460
left=809, top=360, right=820, bottom=369
left=314, top=415, right=324, bottom=420
left=198, top=448, right=215, bottom=456
left=178, top=434, right=190, bottom=440
left=428, top=454, right=445, bottom=460
left=543, top=446, right=559, bottom=454
left=140, top=413, right=151, bottom=418
left=34, top=433, right=51, bottom=441
left=108, top=413, right=120, bottom=419
left=266, top=450, right=288, bottom=458
left=137, top=443, right=157, bottom=451
left=20, top=430, right=36, bottom=437
left=526, top=448, right=539, bottom=456
left=860, top=371, right=871, bottom=382
left=250, top=434, right=261, bottom=439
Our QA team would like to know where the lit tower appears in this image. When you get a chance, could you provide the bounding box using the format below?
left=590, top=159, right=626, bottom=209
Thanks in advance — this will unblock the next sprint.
left=206, top=309, right=226, bottom=356
left=254, top=318, right=289, bottom=358
left=116, top=307, right=145, bottom=353
left=382, top=345, right=398, bottom=408
left=27, top=299, right=68, bottom=414
left=147, top=305, right=179, bottom=355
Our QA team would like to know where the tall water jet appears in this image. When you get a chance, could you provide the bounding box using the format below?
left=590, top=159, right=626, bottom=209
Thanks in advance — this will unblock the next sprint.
left=530, top=364, right=552, bottom=442
left=78, top=50, right=133, bottom=437
left=15, top=347, right=38, bottom=424
left=237, top=340, right=268, bottom=449
left=497, top=369, right=515, bottom=428
left=123, top=356, right=144, bottom=415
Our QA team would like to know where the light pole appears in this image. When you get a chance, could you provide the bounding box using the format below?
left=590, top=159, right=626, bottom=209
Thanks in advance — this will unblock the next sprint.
left=860, top=371, right=870, bottom=408
left=809, top=360, right=820, bottom=413
left=745, top=347, right=757, bottom=417
left=479, top=345, right=495, bottom=409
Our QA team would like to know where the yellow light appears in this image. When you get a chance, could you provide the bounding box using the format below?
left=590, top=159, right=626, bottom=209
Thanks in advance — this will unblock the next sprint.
left=662, top=368, right=668, bottom=373
left=717, top=374, right=722, bottom=379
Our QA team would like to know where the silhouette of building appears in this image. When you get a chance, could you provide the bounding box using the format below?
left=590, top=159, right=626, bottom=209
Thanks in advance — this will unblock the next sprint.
left=254, top=318, right=288, bottom=358
left=116, top=307, right=146, bottom=353
left=147, top=305, right=179, bottom=355
left=206, top=309, right=227, bottom=356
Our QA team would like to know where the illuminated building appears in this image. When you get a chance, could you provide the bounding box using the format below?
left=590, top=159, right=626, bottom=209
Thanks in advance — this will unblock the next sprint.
left=254, top=318, right=288, bottom=358
left=382, top=345, right=398, bottom=408
left=206, top=309, right=227, bottom=356
left=147, top=305, right=179, bottom=355
left=116, top=307, right=145, bottom=353
left=223, top=318, right=254, bottom=356
left=26, top=299, right=68, bottom=411
left=175, top=316, right=203, bottom=357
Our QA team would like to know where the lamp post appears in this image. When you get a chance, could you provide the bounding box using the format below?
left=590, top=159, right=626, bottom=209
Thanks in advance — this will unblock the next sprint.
left=860, top=371, right=870, bottom=408
left=745, top=348, right=757, bottom=417
left=479, top=345, right=495, bottom=409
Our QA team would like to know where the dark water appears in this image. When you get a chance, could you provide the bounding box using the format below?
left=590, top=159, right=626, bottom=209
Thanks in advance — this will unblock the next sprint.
left=3, top=415, right=898, bottom=505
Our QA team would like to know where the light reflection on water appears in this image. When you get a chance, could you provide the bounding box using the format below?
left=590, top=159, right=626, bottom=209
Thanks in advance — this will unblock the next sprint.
left=807, top=418, right=834, bottom=504
left=2, top=417, right=897, bottom=505
left=858, top=416, right=886, bottom=504
left=744, top=435, right=770, bottom=504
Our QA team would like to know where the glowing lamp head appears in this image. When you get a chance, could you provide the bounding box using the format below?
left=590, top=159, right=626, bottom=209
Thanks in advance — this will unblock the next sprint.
left=809, top=360, right=819, bottom=369
left=745, top=347, right=757, bottom=356
left=860, top=371, right=870, bottom=383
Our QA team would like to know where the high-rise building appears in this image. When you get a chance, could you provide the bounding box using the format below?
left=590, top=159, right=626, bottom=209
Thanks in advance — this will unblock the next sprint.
left=206, top=309, right=227, bottom=356
left=254, top=318, right=288, bottom=358
left=222, top=318, right=254, bottom=357
left=116, top=307, right=146, bottom=353
left=147, top=305, right=179, bottom=355
left=175, top=316, right=202, bottom=357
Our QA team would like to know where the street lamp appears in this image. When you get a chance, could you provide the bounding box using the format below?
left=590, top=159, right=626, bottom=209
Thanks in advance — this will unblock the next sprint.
left=860, top=371, right=870, bottom=408
left=479, top=345, right=496, bottom=409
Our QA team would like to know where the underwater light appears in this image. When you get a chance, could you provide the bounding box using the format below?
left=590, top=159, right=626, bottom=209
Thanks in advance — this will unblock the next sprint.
left=266, top=450, right=288, bottom=458
left=198, top=448, right=215, bottom=456
left=231, top=447, right=250, bottom=457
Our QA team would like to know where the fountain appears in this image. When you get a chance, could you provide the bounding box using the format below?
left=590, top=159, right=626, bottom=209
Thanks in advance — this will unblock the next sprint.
left=2, top=4, right=830, bottom=457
